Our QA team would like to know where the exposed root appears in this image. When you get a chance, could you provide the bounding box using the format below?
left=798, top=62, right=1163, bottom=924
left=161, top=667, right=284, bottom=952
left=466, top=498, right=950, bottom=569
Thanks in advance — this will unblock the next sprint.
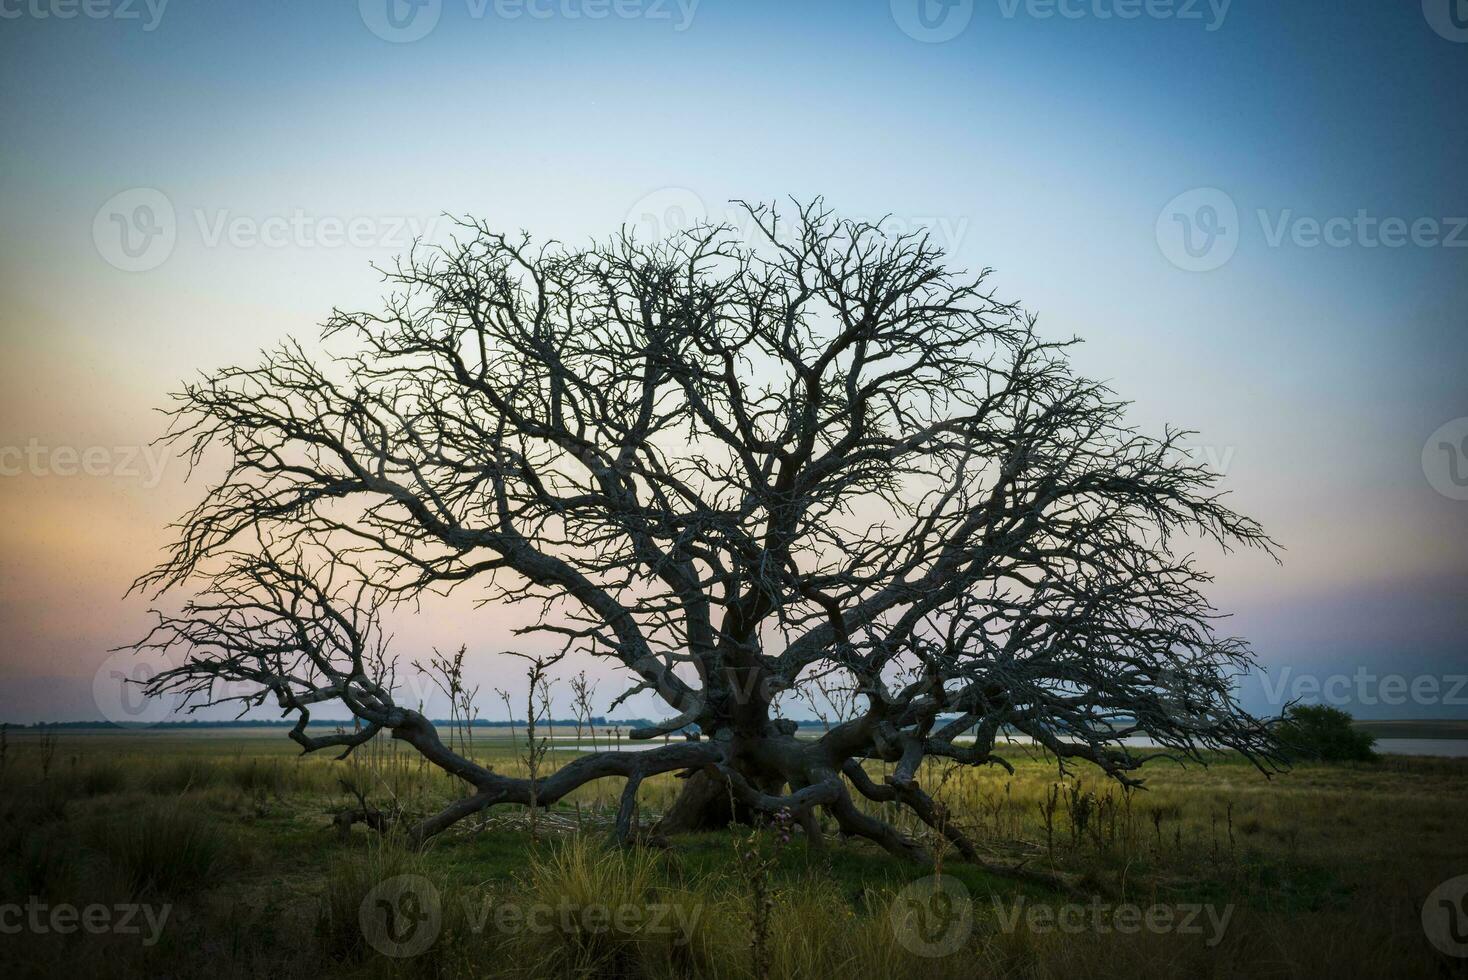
left=838, top=760, right=1079, bottom=893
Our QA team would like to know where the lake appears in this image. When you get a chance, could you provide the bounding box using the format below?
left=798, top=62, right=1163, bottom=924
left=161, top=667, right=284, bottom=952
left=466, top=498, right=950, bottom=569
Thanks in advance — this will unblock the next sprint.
left=559, top=735, right=1468, bottom=758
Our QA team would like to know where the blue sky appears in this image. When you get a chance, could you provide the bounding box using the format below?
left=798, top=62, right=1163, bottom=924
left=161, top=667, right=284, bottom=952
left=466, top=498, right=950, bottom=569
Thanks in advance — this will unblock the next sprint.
left=0, top=0, right=1464, bottom=723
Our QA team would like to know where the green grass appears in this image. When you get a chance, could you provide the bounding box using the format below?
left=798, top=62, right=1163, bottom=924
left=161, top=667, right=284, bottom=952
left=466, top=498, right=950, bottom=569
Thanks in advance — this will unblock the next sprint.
left=1, top=730, right=1466, bottom=978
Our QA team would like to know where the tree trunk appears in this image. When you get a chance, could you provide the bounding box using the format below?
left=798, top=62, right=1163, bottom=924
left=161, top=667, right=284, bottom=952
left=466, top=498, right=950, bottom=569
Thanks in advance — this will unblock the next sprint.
left=652, top=760, right=788, bottom=834
left=652, top=770, right=736, bottom=833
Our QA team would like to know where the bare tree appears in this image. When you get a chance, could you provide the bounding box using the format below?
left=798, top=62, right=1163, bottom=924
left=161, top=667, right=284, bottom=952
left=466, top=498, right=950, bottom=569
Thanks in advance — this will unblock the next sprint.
left=129, top=200, right=1280, bottom=861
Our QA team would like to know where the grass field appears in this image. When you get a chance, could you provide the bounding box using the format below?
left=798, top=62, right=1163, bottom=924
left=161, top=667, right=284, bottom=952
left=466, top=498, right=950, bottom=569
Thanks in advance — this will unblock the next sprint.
left=1, top=727, right=1466, bottom=979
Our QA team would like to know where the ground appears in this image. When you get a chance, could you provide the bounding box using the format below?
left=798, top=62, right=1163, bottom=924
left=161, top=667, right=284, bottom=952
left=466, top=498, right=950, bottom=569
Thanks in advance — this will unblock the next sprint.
left=1, top=727, right=1465, bottom=979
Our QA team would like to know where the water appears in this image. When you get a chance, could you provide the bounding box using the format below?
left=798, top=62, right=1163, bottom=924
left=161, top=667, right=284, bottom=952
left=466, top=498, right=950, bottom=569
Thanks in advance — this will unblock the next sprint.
left=986, top=734, right=1468, bottom=759
left=563, top=742, right=668, bottom=752
left=563, top=736, right=1468, bottom=758
left=1372, top=738, right=1468, bottom=758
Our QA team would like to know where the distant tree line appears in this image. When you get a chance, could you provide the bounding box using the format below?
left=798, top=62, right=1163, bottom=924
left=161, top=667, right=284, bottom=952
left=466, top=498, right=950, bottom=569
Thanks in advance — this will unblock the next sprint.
left=5, top=717, right=655, bottom=731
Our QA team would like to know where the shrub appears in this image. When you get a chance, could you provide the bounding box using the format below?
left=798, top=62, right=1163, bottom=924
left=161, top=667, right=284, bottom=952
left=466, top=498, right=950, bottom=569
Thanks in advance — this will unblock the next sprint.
left=509, top=836, right=679, bottom=976
left=142, top=758, right=221, bottom=794
left=224, top=758, right=298, bottom=795
left=1276, top=705, right=1377, bottom=762
left=317, top=834, right=440, bottom=961
left=87, top=800, right=231, bottom=895
left=4, top=822, right=82, bottom=897
left=77, top=761, right=128, bottom=797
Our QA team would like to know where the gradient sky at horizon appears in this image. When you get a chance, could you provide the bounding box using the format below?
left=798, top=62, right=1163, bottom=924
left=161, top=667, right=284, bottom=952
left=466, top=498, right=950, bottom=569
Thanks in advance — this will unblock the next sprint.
left=1, top=0, right=1465, bottom=724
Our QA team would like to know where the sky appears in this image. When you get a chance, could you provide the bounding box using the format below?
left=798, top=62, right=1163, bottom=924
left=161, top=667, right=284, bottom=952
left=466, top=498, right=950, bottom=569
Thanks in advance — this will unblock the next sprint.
left=0, top=0, right=1464, bottom=725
